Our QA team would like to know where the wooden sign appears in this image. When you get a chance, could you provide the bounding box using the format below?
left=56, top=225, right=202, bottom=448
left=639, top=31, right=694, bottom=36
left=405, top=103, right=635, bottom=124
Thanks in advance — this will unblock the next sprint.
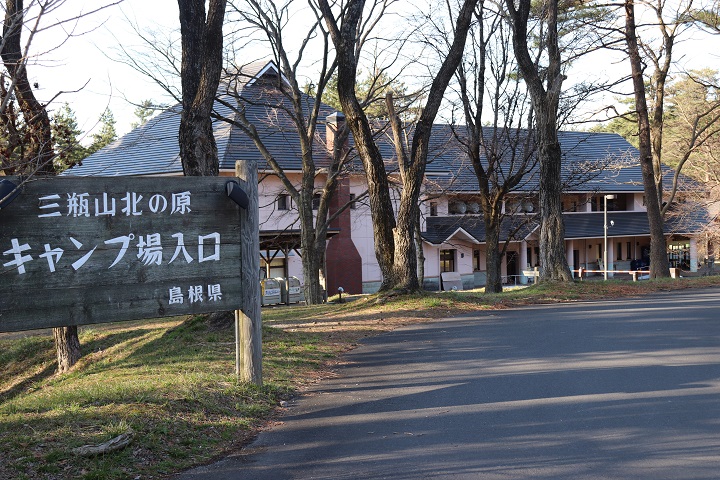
left=0, top=176, right=242, bottom=332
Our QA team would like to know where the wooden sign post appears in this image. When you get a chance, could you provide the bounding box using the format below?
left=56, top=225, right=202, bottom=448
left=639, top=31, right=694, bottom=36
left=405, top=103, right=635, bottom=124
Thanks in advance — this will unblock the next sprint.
left=235, top=160, right=262, bottom=385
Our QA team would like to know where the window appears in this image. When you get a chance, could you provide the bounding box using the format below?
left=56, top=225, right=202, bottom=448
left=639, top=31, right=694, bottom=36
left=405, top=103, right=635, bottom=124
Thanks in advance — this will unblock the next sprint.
left=617, top=242, right=622, bottom=261
left=430, top=202, right=438, bottom=216
left=563, top=199, right=578, bottom=212
left=593, top=195, right=620, bottom=211
left=626, top=242, right=632, bottom=260
left=312, top=193, right=321, bottom=210
left=440, top=249, right=456, bottom=272
left=349, top=193, right=357, bottom=209
left=607, top=197, right=617, bottom=211
left=277, top=194, right=289, bottom=211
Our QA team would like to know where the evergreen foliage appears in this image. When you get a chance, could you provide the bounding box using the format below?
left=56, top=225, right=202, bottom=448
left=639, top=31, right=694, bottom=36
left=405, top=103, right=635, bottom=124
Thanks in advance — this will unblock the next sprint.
left=87, top=108, right=118, bottom=155
left=51, top=103, right=87, bottom=171
left=131, top=99, right=155, bottom=129
left=320, top=70, right=418, bottom=120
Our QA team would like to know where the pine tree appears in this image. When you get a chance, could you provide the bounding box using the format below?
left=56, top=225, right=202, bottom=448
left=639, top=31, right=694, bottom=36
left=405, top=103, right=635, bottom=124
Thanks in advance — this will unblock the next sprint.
left=51, top=103, right=86, bottom=171
left=131, top=99, right=155, bottom=129
left=321, top=70, right=417, bottom=120
left=87, top=108, right=117, bottom=154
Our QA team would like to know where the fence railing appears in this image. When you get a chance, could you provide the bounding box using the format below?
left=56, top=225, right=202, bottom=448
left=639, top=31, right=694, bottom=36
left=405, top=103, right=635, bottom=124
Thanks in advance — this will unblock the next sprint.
left=502, top=267, right=672, bottom=285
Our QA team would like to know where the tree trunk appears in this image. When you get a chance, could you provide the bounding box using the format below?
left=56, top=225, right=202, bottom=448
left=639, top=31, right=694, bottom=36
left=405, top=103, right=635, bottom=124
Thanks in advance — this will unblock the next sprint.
left=320, top=0, right=477, bottom=293
left=393, top=196, right=421, bottom=292
left=302, top=245, right=325, bottom=304
left=624, top=0, right=669, bottom=279
left=415, top=211, right=425, bottom=288
left=54, top=326, right=81, bottom=373
left=484, top=215, right=503, bottom=293
left=0, top=0, right=54, bottom=175
left=318, top=0, right=399, bottom=290
left=648, top=32, right=674, bottom=207
left=300, top=203, right=327, bottom=304
left=505, top=0, right=572, bottom=283
left=177, top=0, right=226, bottom=176
left=536, top=133, right=572, bottom=282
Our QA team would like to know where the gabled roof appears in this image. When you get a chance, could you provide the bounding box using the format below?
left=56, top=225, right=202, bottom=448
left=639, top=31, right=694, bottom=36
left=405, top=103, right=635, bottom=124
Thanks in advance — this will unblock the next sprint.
left=63, top=60, right=336, bottom=177
left=422, top=215, right=537, bottom=245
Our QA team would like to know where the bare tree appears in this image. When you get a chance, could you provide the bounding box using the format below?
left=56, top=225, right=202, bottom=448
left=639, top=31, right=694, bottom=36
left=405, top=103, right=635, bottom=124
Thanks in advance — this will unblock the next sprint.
left=503, top=0, right=573, bottom=282
left=638, top=0, right=697, bottom=208
left=1, top=0, right=54, bottom=175
left=0, top=0, right=122, bottom=373
left=453, top=1, right=538, bottom=293
left=177, top=0, right=226, bottom=176
left=624, top=0, right=669, bottom=278
left=115, top=1, right=358, bottom=303
left=662, top=70, right=720, bottom=206
left=319, top=0, right=479, bottom=293
left=218, top=0, right=354, bottom=304
left=588, top=0, right=715, bottom=277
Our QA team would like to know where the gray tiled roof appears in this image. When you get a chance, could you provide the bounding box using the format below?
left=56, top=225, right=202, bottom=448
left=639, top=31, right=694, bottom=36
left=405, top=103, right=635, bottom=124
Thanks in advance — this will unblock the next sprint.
left=564, top=209, right=710, bottom=239
left=564, top=212, right=654, bottom=239
left=418, top=126, right=661, bottom=194
left=423, top=206, right=708, bottom=245
left=63, top=61, right=692, bottom=200
left=63, top=106, right=183, bottom=176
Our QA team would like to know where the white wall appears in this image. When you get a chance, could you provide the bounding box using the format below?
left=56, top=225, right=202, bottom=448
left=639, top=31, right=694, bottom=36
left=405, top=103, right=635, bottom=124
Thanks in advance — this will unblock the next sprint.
left=631, top=193, right=645, bottom=211
left=349, top=176, right=383, bottom=286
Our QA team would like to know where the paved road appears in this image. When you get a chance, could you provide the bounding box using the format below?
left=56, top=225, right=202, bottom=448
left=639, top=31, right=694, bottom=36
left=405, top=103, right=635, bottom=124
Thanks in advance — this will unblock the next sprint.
left=178, top=289, right=720, bottom=479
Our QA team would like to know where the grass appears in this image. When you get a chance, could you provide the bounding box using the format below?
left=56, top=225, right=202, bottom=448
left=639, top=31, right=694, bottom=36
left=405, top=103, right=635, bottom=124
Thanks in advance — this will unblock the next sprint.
left=2, top=275, right=720, bottom=479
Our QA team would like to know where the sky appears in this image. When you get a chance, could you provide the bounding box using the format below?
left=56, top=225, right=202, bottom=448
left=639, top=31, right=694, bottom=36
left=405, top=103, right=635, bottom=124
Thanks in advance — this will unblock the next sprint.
left=30, top=0, right=180, bottom=140
left=25, top=0, right=720, bottom=143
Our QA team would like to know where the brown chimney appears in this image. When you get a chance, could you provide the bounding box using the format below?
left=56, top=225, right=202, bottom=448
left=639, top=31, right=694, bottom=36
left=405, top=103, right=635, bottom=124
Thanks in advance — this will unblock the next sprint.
left=325, top=111, right=346, bottom=155
left=324, top=111, right=362, bottom=294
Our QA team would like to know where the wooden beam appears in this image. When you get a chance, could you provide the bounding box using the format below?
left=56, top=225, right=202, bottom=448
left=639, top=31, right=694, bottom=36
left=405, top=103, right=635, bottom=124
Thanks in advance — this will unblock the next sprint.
left=235, top=160, right=262, bottom=385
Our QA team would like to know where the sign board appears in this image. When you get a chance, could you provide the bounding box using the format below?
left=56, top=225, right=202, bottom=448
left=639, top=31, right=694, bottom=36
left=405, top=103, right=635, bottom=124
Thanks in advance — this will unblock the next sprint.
left=0, top=176, right=242, bottom=332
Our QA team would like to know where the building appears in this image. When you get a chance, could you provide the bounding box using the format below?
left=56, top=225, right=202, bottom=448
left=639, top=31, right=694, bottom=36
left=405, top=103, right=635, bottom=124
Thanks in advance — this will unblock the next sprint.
left=64, top=61, right=708, bottom=293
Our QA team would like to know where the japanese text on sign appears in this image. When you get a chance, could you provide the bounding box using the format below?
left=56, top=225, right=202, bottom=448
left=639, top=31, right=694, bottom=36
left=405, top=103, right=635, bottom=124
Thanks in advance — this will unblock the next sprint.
left=38, top=191, right=193, bottom=218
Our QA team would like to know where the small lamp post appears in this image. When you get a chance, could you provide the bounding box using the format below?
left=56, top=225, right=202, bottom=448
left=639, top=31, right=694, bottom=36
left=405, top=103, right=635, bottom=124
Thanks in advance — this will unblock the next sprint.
left=604, top=194, right=616, bottom=280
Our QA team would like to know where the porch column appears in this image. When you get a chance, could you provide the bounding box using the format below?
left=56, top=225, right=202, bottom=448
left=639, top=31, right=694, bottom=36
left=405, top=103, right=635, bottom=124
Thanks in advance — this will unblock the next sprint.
left=690, top=238, right=698, bottom=272
left=520, top=240, right=528, bottom=284
left=566, top=240, right=575, bottom=278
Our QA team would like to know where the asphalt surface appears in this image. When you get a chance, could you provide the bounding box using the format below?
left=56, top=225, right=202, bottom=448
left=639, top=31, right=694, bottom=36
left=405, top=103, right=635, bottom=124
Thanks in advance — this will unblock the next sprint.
left=177, top=289, right=720, bottom=479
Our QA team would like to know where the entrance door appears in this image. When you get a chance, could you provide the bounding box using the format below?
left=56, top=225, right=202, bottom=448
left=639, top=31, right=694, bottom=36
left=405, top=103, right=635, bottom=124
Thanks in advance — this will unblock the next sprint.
left=440, top=249, right=456, bottom=272
left=506, top=251, right=518, bottom=282
left=573, top=249, right=580, bottom=271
